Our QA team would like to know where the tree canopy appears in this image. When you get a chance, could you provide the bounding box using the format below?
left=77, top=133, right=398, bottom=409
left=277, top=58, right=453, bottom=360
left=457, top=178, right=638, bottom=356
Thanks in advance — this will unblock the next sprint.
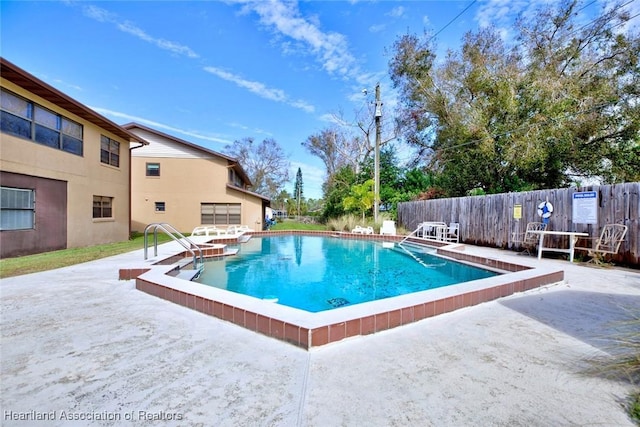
left=389, top=0, right=640, bottom=196
left=224, top=137, right=290, bottom=199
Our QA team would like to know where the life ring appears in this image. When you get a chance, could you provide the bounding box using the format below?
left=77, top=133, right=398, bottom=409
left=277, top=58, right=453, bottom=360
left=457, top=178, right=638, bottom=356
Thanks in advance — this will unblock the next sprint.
left=537, top=201, right=554, bottom=219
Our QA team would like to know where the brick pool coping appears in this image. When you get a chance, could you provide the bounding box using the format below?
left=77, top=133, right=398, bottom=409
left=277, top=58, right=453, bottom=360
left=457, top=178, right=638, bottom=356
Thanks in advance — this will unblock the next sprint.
left=124, top=231, right=564, bottom=349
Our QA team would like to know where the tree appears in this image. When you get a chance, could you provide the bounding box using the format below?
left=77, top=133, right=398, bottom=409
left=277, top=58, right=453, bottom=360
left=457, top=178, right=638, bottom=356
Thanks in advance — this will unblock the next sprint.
left=273, top=189, right=291, bottom=213
left=302, top=127, right=360, bottom=177
left=320, top=166, right=357, bottom=222
left=303, top=94, right=399, bottom=218
left=343, top=179, right=374, bottom=221
left=293, top=167, right=304, bottom=216
left=223, top=137, right=290, bottom=199
left=359, top=145, right=402, bottom=212
left=389, top=0, right=640, bottom=195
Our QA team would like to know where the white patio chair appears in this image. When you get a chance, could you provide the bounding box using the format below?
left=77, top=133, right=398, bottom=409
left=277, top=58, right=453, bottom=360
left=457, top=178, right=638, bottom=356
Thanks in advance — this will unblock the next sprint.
left=380, top=220, right=396, bottom=236
left=575, top=224, right=628, bottom=264
left=512, top=222, right=547, bottom=255
left=444, top=222, right=460, bottom=243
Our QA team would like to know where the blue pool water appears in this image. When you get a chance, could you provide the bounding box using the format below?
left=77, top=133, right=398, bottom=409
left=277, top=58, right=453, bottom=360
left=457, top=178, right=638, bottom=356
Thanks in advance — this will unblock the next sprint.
left=194, top=235, right=497, bottom=313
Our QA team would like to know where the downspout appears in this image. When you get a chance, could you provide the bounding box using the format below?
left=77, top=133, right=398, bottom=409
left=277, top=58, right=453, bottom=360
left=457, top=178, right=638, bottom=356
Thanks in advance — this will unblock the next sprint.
left=129, top=142, right=145, bottom=238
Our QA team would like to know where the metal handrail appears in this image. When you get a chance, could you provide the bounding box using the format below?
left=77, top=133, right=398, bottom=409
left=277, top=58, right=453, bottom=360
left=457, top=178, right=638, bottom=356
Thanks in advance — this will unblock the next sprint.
left=400, top=225, right=423, bottom=245
left=143, top=223, right=204, bottom=272
left=395, top=241, right=442, bottom=269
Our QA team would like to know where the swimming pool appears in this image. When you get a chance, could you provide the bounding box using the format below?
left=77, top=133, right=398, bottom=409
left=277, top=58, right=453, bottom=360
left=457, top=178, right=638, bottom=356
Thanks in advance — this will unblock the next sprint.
left=130, top=230, right=564, bottom=348
left=194, top=235, right=497, bottom=312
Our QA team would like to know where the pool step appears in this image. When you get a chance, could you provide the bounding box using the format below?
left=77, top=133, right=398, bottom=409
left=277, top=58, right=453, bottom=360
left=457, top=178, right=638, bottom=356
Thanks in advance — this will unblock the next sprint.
left=175, top=269, right=201, bottom=281
left=238, top=234, right=252, bottom=243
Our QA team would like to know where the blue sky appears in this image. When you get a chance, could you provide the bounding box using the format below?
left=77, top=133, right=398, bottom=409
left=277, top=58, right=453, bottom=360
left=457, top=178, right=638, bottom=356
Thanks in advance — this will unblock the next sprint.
left=2, top=0, right=633, bottom=199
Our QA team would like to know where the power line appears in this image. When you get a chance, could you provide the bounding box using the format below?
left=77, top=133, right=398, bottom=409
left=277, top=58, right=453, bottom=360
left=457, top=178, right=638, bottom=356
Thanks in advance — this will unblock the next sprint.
left=577, top=0, right=598, bottom=13
left=429, top=0, right=477, bottom=42
left=569, top=0, right=637, bottom=36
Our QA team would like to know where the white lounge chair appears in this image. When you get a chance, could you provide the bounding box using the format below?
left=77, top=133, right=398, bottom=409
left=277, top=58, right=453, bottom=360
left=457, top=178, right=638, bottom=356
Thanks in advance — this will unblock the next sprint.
left=352, top=225, right=374, bottom=234
left=192, top=226, right=227, bottom=236
left=380, top=220, right=396, bottom=236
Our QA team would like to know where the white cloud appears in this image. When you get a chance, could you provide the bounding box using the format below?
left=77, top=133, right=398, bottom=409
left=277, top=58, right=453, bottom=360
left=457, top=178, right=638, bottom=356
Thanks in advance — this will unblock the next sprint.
left=234, top=0, right=358, bottom=78
left=203, top=66, right=315, bottom=112
left=92, top=107, right=232, bottom=145
left=52, top=79, right=83, bottom=92
left=81, top=4, right=199, bottom=58
left=387, top=6, right=405, bottom=19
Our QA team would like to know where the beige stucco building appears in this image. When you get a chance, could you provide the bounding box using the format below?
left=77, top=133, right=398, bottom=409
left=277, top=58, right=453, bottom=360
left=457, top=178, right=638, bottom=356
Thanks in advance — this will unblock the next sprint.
left=0, top=58, right=148, bottom=258
left=124, top=123, right=270, bottom=234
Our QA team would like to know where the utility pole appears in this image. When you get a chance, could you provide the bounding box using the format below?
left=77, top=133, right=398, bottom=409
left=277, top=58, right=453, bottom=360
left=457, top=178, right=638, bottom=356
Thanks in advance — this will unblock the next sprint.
left=374, top=83, right=382, bottom=223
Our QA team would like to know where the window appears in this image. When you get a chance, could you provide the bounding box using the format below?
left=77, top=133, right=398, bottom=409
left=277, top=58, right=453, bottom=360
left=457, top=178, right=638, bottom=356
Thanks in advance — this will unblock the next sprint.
left=155, top=202, right=165, bottom=212
left=146, top=163, right=160, bottom=177
left=201, top=203, right=241, bottom=225
left=228, top=168, right=244, bottom=188
left=93, top=196, right=113, bottom=218
left=100, top=135, right=120, bottom=167
left=0, top=187, right=35, bottom=230
left=1, top=89, right=83, bottom=156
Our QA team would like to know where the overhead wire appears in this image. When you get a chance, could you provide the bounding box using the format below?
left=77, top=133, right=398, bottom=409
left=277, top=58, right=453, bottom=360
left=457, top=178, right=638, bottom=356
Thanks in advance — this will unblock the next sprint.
left=428, top=0, right=477, bottom=42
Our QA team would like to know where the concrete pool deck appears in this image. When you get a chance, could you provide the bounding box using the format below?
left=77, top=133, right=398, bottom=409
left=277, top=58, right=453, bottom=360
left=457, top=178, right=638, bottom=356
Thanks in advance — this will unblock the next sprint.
left=1, top=243, right=639, bottom=426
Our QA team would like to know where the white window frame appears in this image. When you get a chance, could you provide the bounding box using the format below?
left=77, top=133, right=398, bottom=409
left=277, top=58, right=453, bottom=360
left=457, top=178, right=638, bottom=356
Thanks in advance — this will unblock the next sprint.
left=0, top=186, right=35, bottom=230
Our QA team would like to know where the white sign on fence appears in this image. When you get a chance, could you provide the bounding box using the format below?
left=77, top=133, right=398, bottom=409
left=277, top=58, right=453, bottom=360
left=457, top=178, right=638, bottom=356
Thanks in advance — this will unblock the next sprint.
left=572, top=191, right=598, bottom=224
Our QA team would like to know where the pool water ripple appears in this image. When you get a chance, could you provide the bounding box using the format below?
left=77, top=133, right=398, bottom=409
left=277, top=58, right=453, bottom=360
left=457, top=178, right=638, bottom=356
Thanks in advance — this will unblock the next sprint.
left=194, top=235, right=496, bottom=312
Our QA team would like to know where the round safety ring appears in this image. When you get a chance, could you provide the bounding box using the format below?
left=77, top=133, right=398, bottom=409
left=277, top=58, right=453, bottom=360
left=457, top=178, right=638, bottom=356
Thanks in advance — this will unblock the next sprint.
left=537, top=201, right=554, bottom=218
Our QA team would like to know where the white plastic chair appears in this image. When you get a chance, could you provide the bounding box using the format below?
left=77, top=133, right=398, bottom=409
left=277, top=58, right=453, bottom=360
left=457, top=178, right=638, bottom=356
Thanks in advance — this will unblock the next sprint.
left=444, top=222, right=460, bottom=243
left=380, top=221, right=396, bottom=236
left=352, top=225, right=374, bottom=234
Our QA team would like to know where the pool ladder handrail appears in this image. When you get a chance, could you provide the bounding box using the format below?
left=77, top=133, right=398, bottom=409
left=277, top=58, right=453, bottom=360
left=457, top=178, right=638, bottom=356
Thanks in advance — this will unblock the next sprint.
left=397, top=227, right=441, bottom=269
left=144, top=223, right=204, bottom=274
left=399, top=225, right=424, bottom=245
left=396, top=242, right=436, bottom=269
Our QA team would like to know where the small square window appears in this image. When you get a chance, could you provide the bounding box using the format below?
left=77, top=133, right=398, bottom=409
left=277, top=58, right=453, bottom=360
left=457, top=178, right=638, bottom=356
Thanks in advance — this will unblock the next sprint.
left=155, top=202, right=165, bottom=212
left=93, top=195, right=113, bottom=218
left=146, top=163, right=160, bottom=177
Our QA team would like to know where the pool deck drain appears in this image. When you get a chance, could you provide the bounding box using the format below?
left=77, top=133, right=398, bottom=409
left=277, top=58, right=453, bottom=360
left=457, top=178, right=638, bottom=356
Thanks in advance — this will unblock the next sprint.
left=125, top=231, right=564, bottom=349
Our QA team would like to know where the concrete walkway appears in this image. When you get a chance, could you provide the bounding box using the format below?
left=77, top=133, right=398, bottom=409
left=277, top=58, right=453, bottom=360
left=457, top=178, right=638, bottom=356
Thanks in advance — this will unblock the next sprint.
left=1, top=244, right=639, bottom=426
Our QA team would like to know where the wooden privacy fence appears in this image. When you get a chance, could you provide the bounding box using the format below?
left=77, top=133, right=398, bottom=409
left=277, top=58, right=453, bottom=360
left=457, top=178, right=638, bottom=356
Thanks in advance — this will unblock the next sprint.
left=397, top=182, right=639, bottom=266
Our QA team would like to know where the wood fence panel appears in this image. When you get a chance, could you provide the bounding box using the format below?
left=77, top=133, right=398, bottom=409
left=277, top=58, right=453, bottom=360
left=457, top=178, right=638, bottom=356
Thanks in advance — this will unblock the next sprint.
left=397, top=183, right=639, bottom=267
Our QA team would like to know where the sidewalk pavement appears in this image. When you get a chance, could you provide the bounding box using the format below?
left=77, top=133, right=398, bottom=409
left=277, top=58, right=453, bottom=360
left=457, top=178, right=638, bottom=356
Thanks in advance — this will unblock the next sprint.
left=1, top=244, right=639, bottom=426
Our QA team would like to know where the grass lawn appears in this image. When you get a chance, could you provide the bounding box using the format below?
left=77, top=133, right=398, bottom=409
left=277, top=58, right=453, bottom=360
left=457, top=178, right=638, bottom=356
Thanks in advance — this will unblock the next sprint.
left=0, top=221, right=326, bottom=279
left=0, top=233, right=173, bottom=279
left=270, top=218, right=325, bottom=231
